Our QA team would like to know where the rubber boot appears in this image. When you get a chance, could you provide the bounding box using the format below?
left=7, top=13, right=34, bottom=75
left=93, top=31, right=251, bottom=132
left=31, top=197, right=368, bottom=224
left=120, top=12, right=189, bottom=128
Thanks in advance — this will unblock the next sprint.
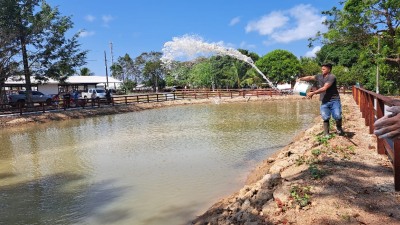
left=323, top=120, right=330, bottom=136
left=336, top=119, right=345, bottom=136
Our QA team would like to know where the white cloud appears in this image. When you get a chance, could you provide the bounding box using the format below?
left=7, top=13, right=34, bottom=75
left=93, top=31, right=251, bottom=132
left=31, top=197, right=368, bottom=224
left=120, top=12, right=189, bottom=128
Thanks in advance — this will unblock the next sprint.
left=102, top=15, right=114, bottom=23
left=246, top=4, right=327, bottom=44
left=79, top=30, right=95, bottom=38
left=229, top=17, right=241, bottom=26
left=85, top=14, right=95, bottom=22
left=305, top=46, right=321, bottom=57
left=245, top=11, right=289, bottom=35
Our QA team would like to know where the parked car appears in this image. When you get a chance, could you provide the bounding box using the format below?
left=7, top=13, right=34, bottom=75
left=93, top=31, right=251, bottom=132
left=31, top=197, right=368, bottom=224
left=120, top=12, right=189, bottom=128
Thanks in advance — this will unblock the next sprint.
left=8, top=91, right=53, bottom=107
left=81, top=88, right=107, bottom=99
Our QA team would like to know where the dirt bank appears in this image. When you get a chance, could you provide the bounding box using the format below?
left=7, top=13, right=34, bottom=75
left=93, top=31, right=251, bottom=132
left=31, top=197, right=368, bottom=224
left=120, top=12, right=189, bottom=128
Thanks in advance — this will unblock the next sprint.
left=191, top=95, right=400, bottom=225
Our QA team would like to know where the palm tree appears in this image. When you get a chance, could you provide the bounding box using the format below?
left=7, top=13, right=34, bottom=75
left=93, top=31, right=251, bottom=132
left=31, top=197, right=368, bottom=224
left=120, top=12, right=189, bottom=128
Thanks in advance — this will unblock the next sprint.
left=80, top=67, right=94, bottom=76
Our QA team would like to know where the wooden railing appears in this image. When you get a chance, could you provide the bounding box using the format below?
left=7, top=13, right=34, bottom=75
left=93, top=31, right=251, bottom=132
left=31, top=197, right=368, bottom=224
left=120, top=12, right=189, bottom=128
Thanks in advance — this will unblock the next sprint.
left=352, top=86, right=400, bottom=191
left=0, top=89, right=282, bottom=116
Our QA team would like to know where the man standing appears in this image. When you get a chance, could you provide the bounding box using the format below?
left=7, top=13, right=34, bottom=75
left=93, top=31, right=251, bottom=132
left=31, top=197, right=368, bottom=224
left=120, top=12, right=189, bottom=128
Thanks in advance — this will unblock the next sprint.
left=298, top=63, right=344, bottom=136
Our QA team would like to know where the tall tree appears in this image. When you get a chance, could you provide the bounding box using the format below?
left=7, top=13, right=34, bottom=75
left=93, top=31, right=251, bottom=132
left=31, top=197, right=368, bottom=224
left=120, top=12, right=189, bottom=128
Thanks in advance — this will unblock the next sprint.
left=1, top=0, right=87, bottom=102
left=255, top=50, right=301, bottom=84
left=139, top=52, right=165, bottom=92
left=110, top=53, right=134, bottom=82
left=316, top=0, right=400, bottom=93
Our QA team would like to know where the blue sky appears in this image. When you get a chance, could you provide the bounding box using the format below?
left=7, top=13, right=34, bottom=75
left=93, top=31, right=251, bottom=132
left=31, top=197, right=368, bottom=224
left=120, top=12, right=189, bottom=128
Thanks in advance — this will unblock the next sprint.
left=47, top=0, right=340, bottom=76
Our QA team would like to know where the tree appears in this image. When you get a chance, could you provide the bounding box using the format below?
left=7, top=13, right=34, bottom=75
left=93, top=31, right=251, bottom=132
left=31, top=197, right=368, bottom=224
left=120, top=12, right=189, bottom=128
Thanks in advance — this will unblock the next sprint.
left=139, top=52, right=165, bottom=92
left=299, top=57, right=320, bottom=76
left=110, top=53, right=135, bottom=82
left=79, top=67, right=93, bottom=76
left=255, top=50, right=301, bottom=84
left=189, top=58, right=214, bottom=89
left=0, top=29, right=20, bottom=103
left=165, top=61, right=194, bottom=87
left=315, top=0, right=400, bottom=93
left=1, top=0, right=87, bottom=102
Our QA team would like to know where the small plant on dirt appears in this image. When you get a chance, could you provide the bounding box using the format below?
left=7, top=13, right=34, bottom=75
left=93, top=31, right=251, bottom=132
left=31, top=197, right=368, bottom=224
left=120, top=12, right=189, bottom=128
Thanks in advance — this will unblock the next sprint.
left=296, top=155, right=319, bottom=166
left=311, top=149, right=321, bottom=157
left=309, top=164, right=325, bottom=179
left=290, top=185, right=312, bottom=208
left=331, top=145, right=356, bottom=160
left=316, top=134, right=333, bottom=146
left=296, top=155, right=306, bottom=166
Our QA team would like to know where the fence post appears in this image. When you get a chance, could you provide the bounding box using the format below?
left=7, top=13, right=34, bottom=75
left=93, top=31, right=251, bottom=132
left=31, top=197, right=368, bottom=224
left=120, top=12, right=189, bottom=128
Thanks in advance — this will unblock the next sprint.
left=367, top=93, right=374, bottom=133
left=361, top=91, right=366, bottom=120
left=394, top=140, right=400, bottom=191
left=376, top=98, right=385, bottom=154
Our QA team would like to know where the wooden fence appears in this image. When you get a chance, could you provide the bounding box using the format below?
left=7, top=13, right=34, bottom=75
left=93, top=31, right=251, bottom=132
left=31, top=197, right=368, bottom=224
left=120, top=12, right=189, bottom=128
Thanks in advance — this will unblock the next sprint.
left=0, top=89, right=281, bottom=116
left=353, top=86, right=400, bottom=191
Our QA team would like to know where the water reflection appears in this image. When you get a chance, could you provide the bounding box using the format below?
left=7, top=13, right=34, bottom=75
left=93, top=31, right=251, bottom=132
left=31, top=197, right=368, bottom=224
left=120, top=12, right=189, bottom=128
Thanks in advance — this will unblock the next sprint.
left=0, top=99, right=319, bottom=225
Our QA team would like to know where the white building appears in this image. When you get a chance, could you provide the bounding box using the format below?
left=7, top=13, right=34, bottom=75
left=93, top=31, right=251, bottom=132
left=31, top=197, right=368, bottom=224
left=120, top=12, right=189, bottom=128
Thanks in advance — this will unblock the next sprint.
left=4, top=75, right=123, bottom=95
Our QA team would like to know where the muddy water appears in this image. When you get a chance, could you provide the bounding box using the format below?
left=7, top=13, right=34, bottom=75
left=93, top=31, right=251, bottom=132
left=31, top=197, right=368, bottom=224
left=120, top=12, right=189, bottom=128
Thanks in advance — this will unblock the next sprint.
left=0, top=99, right=319, bottom=225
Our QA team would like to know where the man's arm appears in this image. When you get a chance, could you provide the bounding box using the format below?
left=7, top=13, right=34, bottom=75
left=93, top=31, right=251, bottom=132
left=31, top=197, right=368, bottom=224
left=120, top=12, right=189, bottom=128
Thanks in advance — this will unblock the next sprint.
left=298, top=75, right=316, bottom=82
left=308, top=82, right=332, bottom=98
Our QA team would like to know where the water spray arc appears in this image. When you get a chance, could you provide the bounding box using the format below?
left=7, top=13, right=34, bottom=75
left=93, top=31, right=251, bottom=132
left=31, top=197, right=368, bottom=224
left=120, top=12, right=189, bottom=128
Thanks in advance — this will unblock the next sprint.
left=161, top=35, right=279, bottom=91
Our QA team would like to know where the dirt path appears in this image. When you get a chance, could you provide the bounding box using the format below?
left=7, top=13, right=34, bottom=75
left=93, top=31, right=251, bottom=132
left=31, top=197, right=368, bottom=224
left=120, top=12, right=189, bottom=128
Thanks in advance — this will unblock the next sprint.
left=191, top=95, right=400, bottom=225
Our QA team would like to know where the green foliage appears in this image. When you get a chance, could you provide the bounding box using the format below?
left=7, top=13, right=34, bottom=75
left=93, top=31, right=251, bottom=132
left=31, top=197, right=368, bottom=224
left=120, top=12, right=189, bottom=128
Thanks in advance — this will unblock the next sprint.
left=189, top=59, right=214, bottom=88
left=255, top=49, right=301, bottom=84
left=79, top=67, right=93, bottom=76
left=311, top=149, right=321, bottom=157
left=0, top=0, right=87, bottom=98
left=309, top=164, right=325, bottom=179
left=111, top=54, right=135, bottom=82
left=120, top=80, right=136, bottom=92
left=290, top=185, right=312, bottom=208
left=315, top=0, right=400, bottom=94
left=299, top=57, right=320, bottom=76
left=316, top=134, right=333, bottom=146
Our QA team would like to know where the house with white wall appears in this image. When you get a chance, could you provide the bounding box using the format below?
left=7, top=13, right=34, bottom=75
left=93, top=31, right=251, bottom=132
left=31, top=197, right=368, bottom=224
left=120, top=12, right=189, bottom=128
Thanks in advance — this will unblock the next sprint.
left=4, top=75, right=123, bottom=95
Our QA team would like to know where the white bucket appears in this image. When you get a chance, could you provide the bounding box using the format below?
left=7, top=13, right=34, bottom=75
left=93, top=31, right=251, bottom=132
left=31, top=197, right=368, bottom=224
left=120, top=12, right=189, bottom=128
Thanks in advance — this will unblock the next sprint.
left=293, top=81, right=312, bottom=96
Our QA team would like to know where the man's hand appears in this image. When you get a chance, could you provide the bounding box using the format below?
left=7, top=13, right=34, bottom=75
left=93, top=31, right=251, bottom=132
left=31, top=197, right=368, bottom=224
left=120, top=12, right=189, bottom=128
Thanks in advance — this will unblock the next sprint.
left=374, top=106, right=400, bottom=139
left=306, top=91, right=314, bottom=99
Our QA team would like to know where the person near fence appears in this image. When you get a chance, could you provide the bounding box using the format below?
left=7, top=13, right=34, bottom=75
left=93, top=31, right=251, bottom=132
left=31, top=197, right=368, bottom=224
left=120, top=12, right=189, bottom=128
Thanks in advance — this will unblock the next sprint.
left=106, top=89, right=112, bottom=104
left=73, top=90, right=79, bottom=106
left=298, top=63, right=344, bottom=136
left=63, top=91, right=71, bottom=108
left=91, top=91, right=96, bottom=107
left=374, top=105, right=400, bottom=140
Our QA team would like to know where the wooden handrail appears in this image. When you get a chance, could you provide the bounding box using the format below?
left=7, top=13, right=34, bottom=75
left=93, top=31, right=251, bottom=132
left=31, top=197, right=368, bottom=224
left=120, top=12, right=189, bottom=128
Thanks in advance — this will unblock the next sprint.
left=352, top=86, right=400, bottom=191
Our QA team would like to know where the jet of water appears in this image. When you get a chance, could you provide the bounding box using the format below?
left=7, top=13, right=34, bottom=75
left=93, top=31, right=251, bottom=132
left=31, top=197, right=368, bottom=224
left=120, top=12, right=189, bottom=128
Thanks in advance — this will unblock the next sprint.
left=161, top=35, right=279, bottom=91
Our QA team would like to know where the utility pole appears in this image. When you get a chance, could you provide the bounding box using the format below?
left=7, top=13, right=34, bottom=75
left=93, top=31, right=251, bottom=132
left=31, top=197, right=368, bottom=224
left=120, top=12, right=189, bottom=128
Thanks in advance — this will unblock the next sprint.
left=104, top=51, right=109, bottom=88
left=110, top=42, right=114, bottom=65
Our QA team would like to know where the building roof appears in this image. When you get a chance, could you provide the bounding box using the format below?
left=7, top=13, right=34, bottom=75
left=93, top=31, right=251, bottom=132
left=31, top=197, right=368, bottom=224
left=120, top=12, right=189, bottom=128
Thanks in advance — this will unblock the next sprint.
left=5, top=75, right=122, bottom=85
